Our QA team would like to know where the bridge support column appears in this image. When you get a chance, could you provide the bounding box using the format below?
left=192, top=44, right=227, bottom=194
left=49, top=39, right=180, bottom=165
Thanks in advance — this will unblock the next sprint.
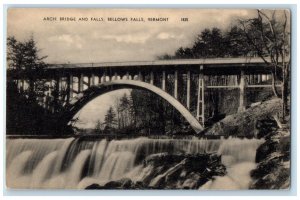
left=102, top=72, right=106, bottom=83
left=68, top=74, right=73, bottom=102
left=138, top=71, right=144, bottom=81
left=114, top=72, right=118, bottom=80
left=174, top=70, right=178, bottom=99
left=91, top=74, right=95, bottom=86
left=150, top=71, right=154, bottom=85
left=238, top=69, right=247, bottom=112
left=162, top=71, right=166, bottom=91
left=52, top=76, right=61, bottom=112
left=250, top=74, right=254, bottom=85
left=126, top=72, right=130, bottom=80
left=79, top=74, right=84, bottom=92
left=56, top=77, right=61, bottom=100
left=196, top=65, right=205, bottom=127
left=235, top=75, right=239, bottom=86
left=87, top=76, right=91, bottom=87
left=19, top=79, right=25, bottom=92
left=48, top=80, right=54, bottom=113
left=187, top=70, right=191, bottom=109
left=258, top=74, right=262, bottom=83
left=45, top=92, right=50, bottom=110
left=97, top=75, right=100, bottom=84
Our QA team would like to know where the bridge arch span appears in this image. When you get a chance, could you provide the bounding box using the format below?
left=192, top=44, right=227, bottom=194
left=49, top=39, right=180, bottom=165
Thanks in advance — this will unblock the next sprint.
left=64, top=80, right=203, bottom=133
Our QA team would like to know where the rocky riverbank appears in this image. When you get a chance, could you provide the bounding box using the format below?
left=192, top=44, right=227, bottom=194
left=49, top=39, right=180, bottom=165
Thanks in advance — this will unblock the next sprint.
left=203, top=98, right=282, bottom=137
left=85, top=153, right=226, bottom=189
left=249, top=119, right=290, bottom=189
left=202, top=97, right=291, bottom=189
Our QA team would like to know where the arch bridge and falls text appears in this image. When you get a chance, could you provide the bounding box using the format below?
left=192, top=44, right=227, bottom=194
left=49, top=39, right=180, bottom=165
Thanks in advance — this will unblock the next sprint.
left=11, top=58, right=283, bottom=133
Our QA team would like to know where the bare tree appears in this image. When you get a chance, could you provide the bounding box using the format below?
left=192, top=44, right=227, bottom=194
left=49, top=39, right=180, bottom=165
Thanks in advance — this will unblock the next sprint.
left=239, top=10, right=290, bottom=119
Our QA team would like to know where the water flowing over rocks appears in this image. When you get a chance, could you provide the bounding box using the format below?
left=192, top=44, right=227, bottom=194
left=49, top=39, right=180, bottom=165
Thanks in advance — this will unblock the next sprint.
left=85, top=153, right=226, bottom=189
left=6, top=137, right=262, bottom=189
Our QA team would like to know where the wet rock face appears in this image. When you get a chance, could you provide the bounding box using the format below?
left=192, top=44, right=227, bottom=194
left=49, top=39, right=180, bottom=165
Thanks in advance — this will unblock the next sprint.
left=250, top=155, right=290, bottom=189
left=255, top=117, right=279, bottom=139
left=144, top=153, right=226, bottom=189
left=250, top=121, right=290, bottom=189
left=85, top=153, right=226, bottom=190
left=255, top=139, right=280, bottom=163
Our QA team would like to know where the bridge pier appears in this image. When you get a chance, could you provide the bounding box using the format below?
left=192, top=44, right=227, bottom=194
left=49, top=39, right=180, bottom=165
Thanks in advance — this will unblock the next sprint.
left=91, top=74, right=95, bottom=86
left=56, top=77, right=61, bottom=100
left=102, top=72, right=106, bottom=83
left=96, top=75, right=100, bottom=84
left=138, top=71, right=144, bottom=81
left=86, top=76, right=91, bottom=87
left=150, top=71, right=154, bottom=85
left=258, top=74, right=262, bottom=83
left=238, top=69, right=247, bottom=112
left=174, top=70, right=178, bottom=99
left=162, top=70, right=166, bottom=91
left=186, top=70, right=191, bottom=109
left=196, top=65, right=205, bottom=127
left=67, top=75, right=73, bottom=103
left=17, top=79, right=24, bottom=93
left=78, top=74, right=83, bottom=92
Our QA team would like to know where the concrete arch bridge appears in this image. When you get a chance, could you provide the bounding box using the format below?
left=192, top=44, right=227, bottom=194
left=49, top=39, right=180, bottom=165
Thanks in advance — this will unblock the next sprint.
left=9, top=57, right=283, bottom=133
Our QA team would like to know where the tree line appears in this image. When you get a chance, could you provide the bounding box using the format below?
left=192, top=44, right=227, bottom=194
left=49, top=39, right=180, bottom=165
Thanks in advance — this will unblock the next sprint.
left=157, top=26, right=251, bottom=60
left=94, top=91, right=186, bottom=135
left=7, top=36, right=72, bottom=135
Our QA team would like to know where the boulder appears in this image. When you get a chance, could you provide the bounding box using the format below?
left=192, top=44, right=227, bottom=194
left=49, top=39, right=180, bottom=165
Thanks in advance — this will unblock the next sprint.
left=204, top=98, right=282, bottom=137
left=144, top=153, right=226, bottom=189
left=255, top=140, right=280, bottom=163
left=181, top=172, right=201, bottom=189
left=85, top=183, right=105, bottom=190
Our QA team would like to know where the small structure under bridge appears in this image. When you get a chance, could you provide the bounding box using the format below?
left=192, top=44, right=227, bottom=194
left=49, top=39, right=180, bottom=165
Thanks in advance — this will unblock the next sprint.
left=8, top=57, right=283, bottom=133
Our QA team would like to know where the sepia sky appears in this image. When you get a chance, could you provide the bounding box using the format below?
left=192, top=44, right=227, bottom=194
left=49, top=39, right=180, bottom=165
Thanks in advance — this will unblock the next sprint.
left=8, top=8, right=258, bottom=128
left=7, top=8, right=257, bottom=63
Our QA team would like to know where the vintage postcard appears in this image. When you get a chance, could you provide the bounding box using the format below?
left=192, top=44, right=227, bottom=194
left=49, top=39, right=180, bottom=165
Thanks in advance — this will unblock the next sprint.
left=6, top=8, right=291, bottom=190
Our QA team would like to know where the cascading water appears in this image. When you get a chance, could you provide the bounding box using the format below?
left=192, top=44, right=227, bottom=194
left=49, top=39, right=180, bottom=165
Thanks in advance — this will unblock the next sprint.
left=6, top=137, right=263, bottom=189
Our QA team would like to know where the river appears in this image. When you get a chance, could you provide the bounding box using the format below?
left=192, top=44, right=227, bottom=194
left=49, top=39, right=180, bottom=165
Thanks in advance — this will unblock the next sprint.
left=6, top=136, right=264, bottom=189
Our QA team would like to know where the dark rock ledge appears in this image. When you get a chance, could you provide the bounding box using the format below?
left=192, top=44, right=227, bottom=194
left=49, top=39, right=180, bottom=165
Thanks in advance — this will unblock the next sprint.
left=249, top=117, right=290, bottom=189
left=85, top=153, right=226, bottom=190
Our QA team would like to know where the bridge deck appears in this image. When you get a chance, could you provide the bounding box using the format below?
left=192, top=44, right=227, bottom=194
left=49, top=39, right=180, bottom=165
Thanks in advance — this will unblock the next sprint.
left=48, top=57, right=271, bottom=69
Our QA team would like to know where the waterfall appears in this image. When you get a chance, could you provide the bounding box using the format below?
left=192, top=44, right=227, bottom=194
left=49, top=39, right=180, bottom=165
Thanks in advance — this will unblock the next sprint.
left=6, top=137, right=263, bottom=189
